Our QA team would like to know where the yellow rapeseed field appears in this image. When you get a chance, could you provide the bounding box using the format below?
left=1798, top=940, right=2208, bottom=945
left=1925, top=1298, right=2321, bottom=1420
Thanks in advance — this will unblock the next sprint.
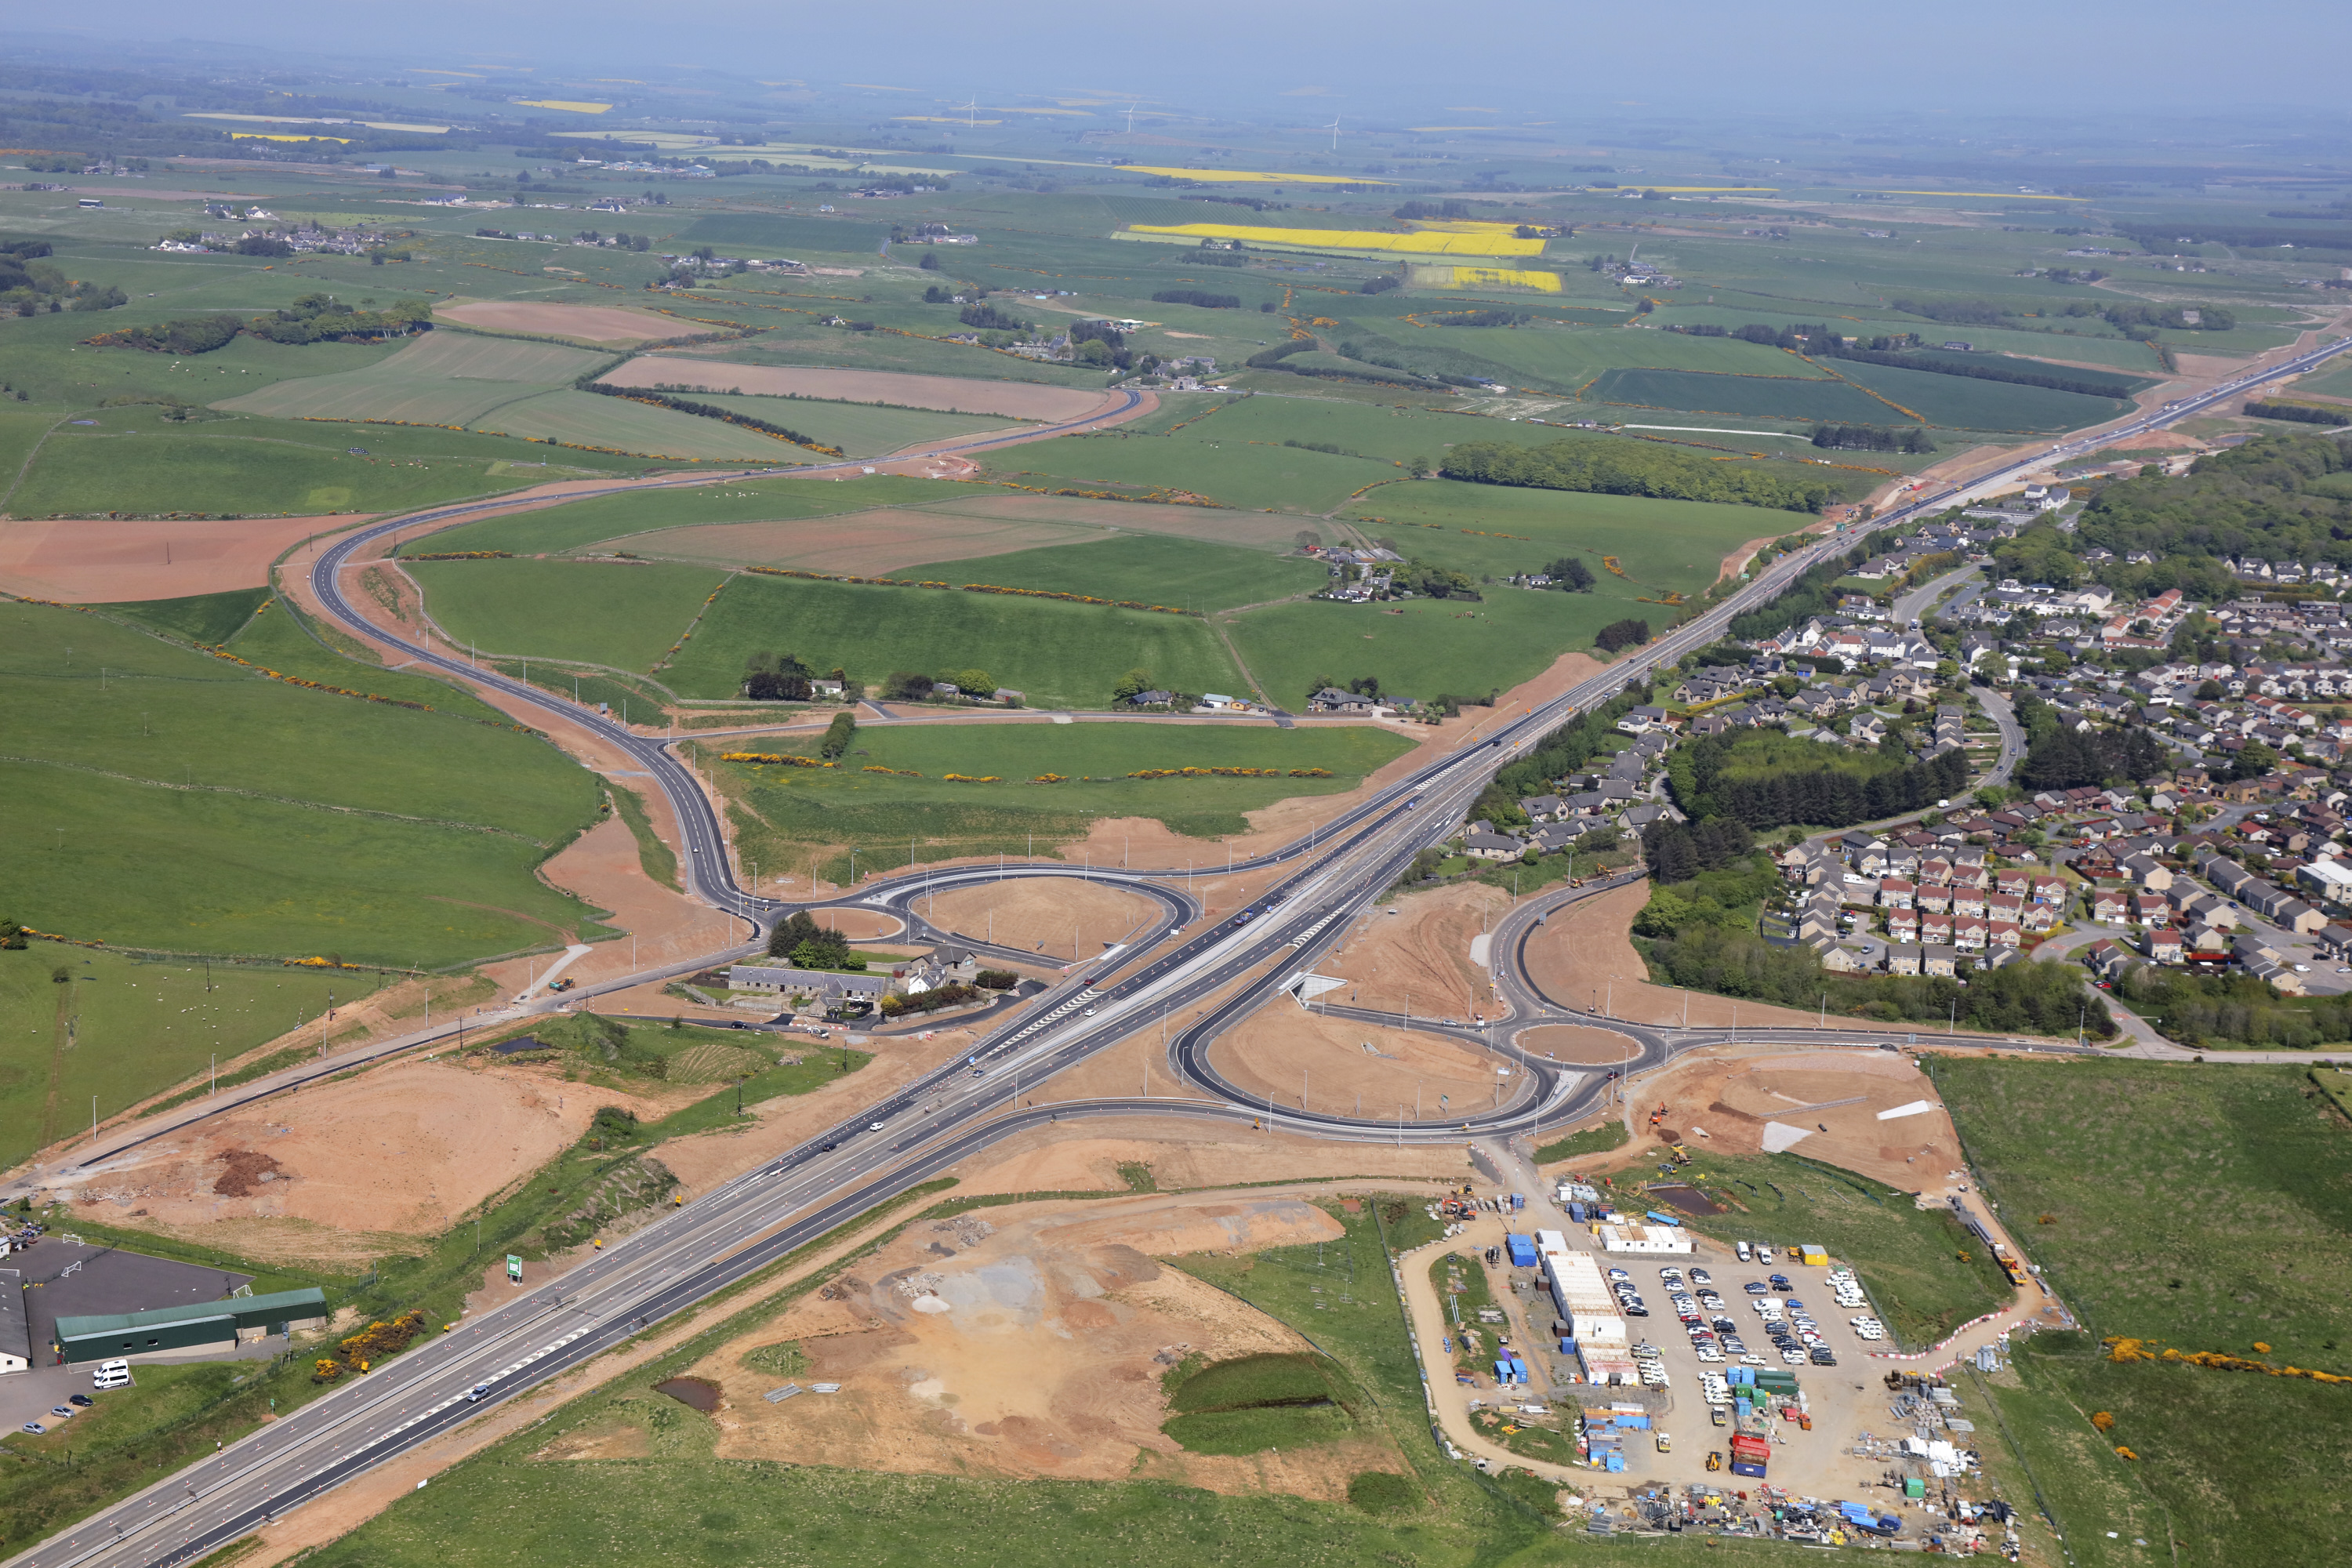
left=1127, top=223, right=1544, bottom=257
left=514, top=100, right=612, bottom=114
left=1420, top=265, right=1563, bottom=292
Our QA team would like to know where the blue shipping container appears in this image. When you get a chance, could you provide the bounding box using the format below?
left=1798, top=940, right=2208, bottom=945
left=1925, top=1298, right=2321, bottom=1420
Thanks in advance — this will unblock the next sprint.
left=1558, top=1338, right=1577, bottom=1354
left=1644, top=1210, right=1683, bottom=1228
left=1730, top=1460, right=1767, bottom=1479
left=1510, top=1193, right=1525, bottom=1211
left=1566, top=1202, right=1587, bottom=1223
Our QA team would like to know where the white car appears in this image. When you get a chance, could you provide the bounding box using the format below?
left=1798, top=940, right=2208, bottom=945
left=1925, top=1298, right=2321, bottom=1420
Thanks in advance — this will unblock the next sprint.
left=1780, top=1348, right=1808, bottom=1364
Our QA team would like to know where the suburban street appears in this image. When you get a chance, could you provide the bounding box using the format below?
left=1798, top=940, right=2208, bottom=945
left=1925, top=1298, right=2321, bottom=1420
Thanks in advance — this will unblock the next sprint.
left=9, top=305, right=2352, bottom=1568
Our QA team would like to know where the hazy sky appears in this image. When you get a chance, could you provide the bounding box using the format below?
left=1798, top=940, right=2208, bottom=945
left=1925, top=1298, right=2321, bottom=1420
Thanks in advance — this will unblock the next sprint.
left=22, top=2, right=2350, bottom=122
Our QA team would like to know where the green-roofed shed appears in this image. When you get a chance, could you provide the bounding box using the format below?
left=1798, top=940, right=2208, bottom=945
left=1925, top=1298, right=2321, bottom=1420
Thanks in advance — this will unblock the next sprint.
left=54, top=1287, right=328, bottom=1363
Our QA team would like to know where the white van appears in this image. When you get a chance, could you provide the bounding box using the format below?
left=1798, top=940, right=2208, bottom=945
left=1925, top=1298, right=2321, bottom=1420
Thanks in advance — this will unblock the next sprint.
left=93, top=1360, right=131, bottom=1391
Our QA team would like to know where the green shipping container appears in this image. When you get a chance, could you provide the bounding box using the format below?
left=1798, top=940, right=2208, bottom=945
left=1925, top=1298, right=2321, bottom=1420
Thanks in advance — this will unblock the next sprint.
left=1904, top=1477, right=1927, bottom=1499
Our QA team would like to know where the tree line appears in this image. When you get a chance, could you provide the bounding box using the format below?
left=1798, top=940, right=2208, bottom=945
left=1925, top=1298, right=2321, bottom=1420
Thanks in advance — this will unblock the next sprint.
left=1668, top=730, right=1971, bottom=830
left=1812, top=423, right=1936, bottom=452
left=2246, top=401, right=2348, bottom=428
left=1151, top=289, right=1241, bottom=310
left=1441, top=438, right=1854, bottom=514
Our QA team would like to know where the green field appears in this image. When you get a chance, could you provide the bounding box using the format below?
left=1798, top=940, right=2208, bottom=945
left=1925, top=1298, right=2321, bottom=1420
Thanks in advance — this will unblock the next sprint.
left=1345, top=477, right=1790, bottom=589
left=1832, top=358, right=2132, bottom=432
left=2289, top=355, right=2352, bottom=401
left=1588, top=366, right=1908, bottom=423
left=0, top=949, right=348, bottom=1167
left=988, top=428, right=1403, bottom=513
left=898, top=532, right=1327, bottom=612
left=0, top=598, right=606, bottom=965
left=679, top=392, right=1031, bottom=456
left=403, top=472, right=968, bottom=556
left=1929, top=1056, right=2352, bottom=1568
left=717, top=719, right=1412, bottom=877
left=3, top=406, right=649, bottom=517
left=215, top=329, right=616, bottom=423
left=672, top=571, right=1248, bottom=706
left=1437, top=324, right=1837, bottom=387
left=103, top=586, right=270, bottom=645
left=1161, top=1352, right=1361, bottom=1454
left=407, top=559, right=728, bottom=670
left=1668, top=1151, right=2013, bottom=1348
left=474, top=388, right=810, bottom=460
left=1228, top=590, right=1632, bottom=712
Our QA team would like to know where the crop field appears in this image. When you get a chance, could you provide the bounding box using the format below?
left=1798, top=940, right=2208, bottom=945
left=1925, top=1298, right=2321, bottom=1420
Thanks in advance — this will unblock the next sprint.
left=609, top=509, right=1088, bottom=578
left=406, top=473, right=965, bottom=556
left=600, top=357, right=1112, bottom=419
left=3, top=407, right=647, bottom=518
left=1437, top=325, right=1836, bottom=388
left=986, top=430, right=1404, bottom=513
left=470, top=389, right=806, bottom=460
left=1928, top=1056, right=2352, bottom=1568
left=433, top=300, right=709, bottom=343
left=1348, top=476, right=1800, bottom=590
left=1831, top=359, right=2131, bottom=431
left=212, top=330, right=614, bottom=423
left=720, top=721, right=1410, bottom=875
left=0, top=948, right=350, bottom=1168
left=1119, top=394, right=1581, bottom=466
left=659, top=392, right=1025, bottom=456
left=672, top=571, right=1248, bottom=707
left=695, top=328, right=1115, bottom=387
left=1587, top=367, right=1909, bottom=423
left=1227, top=588, right=1628, bottom=712
left=0, top=598, right=606, bottom=965
left=897, top=533, right=1327, bottom=613
left=406, top=559, right=728, bottom=670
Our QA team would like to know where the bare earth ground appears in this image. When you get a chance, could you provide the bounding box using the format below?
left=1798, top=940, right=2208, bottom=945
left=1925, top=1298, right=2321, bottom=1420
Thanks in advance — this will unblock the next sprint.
left=1556, top=1044, right=1970, bottom=1197
left=1212, top=1008, right=1508, bottom=1123
left=1311, top=882, right=1513, bottom=1020
left=433, top=302, right=710, bottom=343
left=913, top=879, right=1162, bottom=964
left=602, top=358, right=1116, bottom=422
left=1519, top=878, right=1823, bottom=1029
left=1512, top=1023, right=1643, bottom=1065
left=0, top=514, right=363, bottom=599
left=604, top=508, right=1079, bottom=574
left=666, top=1190, right=1413, bottom=1499
left=67, top=1058, right=687, bottom=1262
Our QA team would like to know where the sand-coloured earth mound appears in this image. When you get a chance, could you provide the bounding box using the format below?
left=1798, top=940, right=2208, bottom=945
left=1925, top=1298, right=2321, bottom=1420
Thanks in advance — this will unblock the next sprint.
left=1599, top=1047, right=1969, bottom=1191
left=634, top=1192, right=1403, bottom=1497
left=915, top=878, right=1162, bottom=964
left=71, top=1058, right=681, bottom=1260
left=1308, top=883, right=1511, bottom=1022
left=434, top=302, right=710, bottom=343
left=1212, top=1008, right=1511, bottom=1123
left=603, top=358, right=1113, bottom=421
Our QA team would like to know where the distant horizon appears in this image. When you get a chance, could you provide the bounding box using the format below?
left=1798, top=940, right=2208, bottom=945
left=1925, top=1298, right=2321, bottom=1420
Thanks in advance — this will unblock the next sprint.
left=5, top=1, right=2350, bottom=127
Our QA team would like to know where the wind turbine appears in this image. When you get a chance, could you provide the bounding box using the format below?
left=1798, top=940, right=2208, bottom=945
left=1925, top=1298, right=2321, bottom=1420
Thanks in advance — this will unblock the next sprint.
left=956, top=95, right=980, bottom=129
left=1325, top=115, right=1341, bottom=153
left=1124, top=103, right=1138, bottom=135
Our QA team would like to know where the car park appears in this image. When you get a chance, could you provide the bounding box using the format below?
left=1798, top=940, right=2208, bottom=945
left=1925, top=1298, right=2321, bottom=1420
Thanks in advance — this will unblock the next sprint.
left=1744, top=1279, right=1769, bottom=1294
left=1689, top=1268, right=1712, bottom=1287
left=1769, top=1273, right=1793, bottom=1291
